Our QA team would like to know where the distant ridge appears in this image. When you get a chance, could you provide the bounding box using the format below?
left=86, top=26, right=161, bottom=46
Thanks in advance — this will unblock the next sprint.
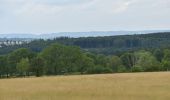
left=0, top=30, right=170, bottom=39
left=1, top=31, right=170, bottom=55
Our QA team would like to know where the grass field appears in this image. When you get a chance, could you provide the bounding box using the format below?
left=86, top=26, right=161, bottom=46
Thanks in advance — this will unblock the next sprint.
left=0, top=72, right=170, bottom=100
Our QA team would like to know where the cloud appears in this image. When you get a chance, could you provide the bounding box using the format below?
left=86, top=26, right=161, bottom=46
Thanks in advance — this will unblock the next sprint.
left=1, top=0, right=134, bottom=16
left=0, top=0, right=170, bottom=33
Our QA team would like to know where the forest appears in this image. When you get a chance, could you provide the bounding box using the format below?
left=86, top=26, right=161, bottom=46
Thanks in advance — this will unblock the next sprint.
left=0, top=32, right=170, bottom=55
left=0, top=32, right=170, bottom=78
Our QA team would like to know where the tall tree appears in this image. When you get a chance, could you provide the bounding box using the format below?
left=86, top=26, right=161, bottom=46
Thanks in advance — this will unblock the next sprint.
left=120, top=53, right=135, bottom=70
left=7, top=48, right=36, bottom=75
left=0, top=56, right=8, bottom=78
left=77, top=55, right=95, bottom=74
left=16, top=58, right=30, bottom=77
left=153, top=49, right=164, bottom=62
left=161, top=49, right=170, bottom=71
left=30, top=57, right=45, bottom=77
left=133, top=51, right=161, bottom=71
left=108, top=56, right=124, bottom=72
left=41, top=43, right=95, bottom=75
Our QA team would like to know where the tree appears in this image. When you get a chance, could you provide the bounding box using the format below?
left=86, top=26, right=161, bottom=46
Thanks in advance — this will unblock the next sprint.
left=40, top=43, right=94, bottom=75
left=133, top=51, right=161, bottom=71
left=40, top=43, right=68, bottom=75
left=7, top=48, right=36, bottom=75
left=108, top=56, right=124, bottom=72
left=161, top=49, right=170, bottom=71
left=16, top=58, right=30, bottom=77
left=95, top=54, right=109, bottom=67
left=163, top=49, right=170, bottom=60
left=0, top=56, right=8, bottom=78
left=120, top=53, right=135, bottom=70
left=153, top=49, right=164, bottom=62
left=77, top=54, right=95, bottom=74
left=30, top=57, right=45, bottom=77
left=161, top=60, right=170, bottom=71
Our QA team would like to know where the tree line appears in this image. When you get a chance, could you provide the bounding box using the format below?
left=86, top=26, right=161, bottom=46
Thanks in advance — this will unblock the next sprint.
left=1, top=32, right=170, bottom=55
left=0, top=43, right=170, bottom=78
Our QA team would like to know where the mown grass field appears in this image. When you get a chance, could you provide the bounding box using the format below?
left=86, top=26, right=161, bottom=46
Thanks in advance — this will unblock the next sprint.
left=0, top=72, right=170, bottom=100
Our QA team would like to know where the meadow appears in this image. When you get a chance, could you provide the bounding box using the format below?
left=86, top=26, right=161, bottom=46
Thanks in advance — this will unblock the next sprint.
left=0, top=72, right=170, bottom=100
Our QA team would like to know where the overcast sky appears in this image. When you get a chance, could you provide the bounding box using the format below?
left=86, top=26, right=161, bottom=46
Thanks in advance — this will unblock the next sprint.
left=0, top=0, right=170, bottom=34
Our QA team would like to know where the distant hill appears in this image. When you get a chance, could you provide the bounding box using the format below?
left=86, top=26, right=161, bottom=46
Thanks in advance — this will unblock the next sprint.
left=0, top=32, right=170, bottom=55
left=1, top=30, right=170, bottom=39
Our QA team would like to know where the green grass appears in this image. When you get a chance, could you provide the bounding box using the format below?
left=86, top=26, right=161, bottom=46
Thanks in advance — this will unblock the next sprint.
left=0, top=72, right=170, bottom=100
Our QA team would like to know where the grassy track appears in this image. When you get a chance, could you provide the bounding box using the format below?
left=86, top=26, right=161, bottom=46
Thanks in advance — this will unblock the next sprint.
left=0, top=72, right=170, bottom=100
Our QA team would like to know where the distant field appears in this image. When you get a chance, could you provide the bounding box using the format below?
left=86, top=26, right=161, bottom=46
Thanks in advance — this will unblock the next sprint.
left=0, top=72, right=170, bottom=100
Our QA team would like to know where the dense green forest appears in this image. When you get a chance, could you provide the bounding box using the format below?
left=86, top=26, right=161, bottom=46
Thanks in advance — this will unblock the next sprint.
left=0, top=32, right=170, bottom=78
left=0, top=42, right=170, bottom=78
left=1, top=32, right=170, bottom=55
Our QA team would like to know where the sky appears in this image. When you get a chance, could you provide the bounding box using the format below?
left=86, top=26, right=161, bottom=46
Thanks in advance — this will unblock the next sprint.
left=0, top=0, right=170, bottom=34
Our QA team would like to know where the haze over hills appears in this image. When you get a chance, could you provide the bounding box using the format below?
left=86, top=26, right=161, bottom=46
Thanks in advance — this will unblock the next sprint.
left=0, top=30, right=170, bottom=39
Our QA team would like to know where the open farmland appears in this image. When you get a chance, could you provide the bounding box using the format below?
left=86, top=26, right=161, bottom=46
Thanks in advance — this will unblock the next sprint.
left=0, top=72, right=170, bottom=100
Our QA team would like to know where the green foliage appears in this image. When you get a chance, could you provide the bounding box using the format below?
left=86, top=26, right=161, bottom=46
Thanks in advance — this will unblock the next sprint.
left=1, top=32, right=170, bottom=56
left=153, top=49, right=164, bottom=62
left=40, top=43, right=95, bottom=75
left=0, top=56, right=8, bottom=77
left=161, top=50, right=170, bottom=71
left=133, top=51, right=161, bottom=71
left=108, top=56, right=124, bottom=72
left=30, top=57, right=45, bottom=77
left=120, top=53, right=135, bottom=69
left=87, top=65, right=112, bottom=74
left=131, top=66, right=144, bottom=72
left=117, top=65, right=127, bottom=73
left=7, top=48, right=36, bottom=74
left=0, top=41, right=170, bottom=78
left=16, top=58, right=30, bottom=76
left=163, top=49, right=170, bottom=60
left=77, top=55, right=95, bottom=74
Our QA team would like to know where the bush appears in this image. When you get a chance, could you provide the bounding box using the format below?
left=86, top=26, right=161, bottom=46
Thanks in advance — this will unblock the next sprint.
left=131, top=66, right=144, bottom=72
left=87, top=65, right=112, bottom=74
left=117, top=65, right=127, bottom=73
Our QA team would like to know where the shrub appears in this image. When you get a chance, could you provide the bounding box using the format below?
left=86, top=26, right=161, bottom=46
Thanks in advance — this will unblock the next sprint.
left=117, top=65, right=127, bottom=73
left=131, top=66, right=144, bottom=72
left=87, top=65, right=112, bottom=74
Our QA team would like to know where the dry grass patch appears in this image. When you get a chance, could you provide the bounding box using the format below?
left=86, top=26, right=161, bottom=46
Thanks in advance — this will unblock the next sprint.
left=0, top=72, right=170, bottom=100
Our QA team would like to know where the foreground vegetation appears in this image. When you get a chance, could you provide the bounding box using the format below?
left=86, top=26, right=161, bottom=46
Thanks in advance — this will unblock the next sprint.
left=0, top=72, right=170, bottom=100
left=0, top=42, right=170, bottom=78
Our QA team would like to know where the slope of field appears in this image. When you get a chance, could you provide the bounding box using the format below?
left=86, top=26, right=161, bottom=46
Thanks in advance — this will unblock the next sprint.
left=0, top=72, right=170, bottom=100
